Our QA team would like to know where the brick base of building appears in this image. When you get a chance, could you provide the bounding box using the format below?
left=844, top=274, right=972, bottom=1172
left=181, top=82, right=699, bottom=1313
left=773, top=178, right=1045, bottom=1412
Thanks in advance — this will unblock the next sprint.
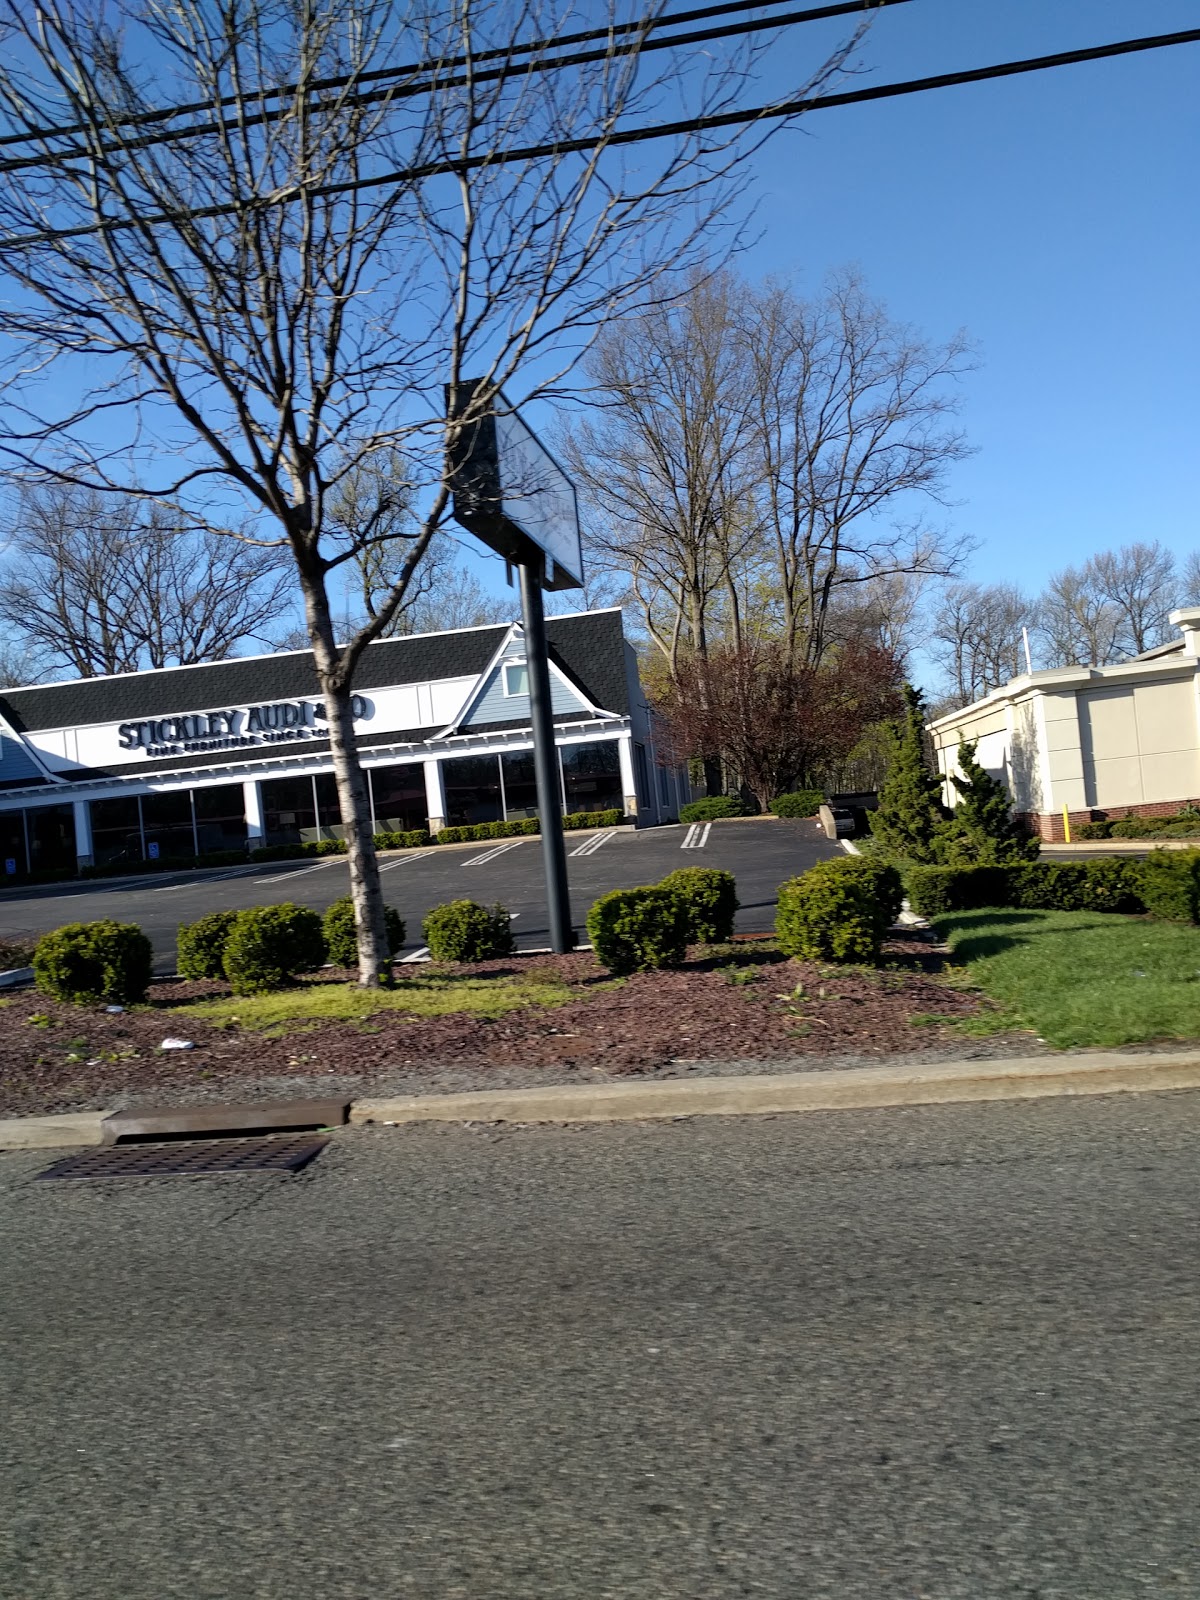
left=1018, top=797, right=1200, bottom=843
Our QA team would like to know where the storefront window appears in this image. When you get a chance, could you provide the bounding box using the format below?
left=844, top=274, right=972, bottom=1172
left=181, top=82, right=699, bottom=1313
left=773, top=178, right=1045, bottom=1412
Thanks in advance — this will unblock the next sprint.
left=261, top=776, right=317, bottom=845
left=443, top=754, right=503, bottom=827
left=90, top=795, right=143, bottom=867
left=193, top=784, right=248, bottom=855
left=560, top=740, right=623, bottom=814
left=0, top=812, right=25, bottom=880
left=142, top=789, right=196, bottom=861
left=26, top=804, right=76, bottom=875
left=370, top=763, right=427, bottom=833
left=500, top=750, right=541, bottom=819
left=313, top=772, right=343, bottom=840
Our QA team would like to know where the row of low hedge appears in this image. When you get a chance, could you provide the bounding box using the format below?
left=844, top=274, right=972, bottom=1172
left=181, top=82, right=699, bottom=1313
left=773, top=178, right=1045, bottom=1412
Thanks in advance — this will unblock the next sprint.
left=677, top=792, right=824, bottom=823
left=903, top=852, right=1200, bottom=924
left=1078, top=810, right=1200, bottom=840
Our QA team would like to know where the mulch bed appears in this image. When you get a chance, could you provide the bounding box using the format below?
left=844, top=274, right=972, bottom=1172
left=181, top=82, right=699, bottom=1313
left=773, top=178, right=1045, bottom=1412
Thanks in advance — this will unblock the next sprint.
left=0, top=936, right=991, bottom=1117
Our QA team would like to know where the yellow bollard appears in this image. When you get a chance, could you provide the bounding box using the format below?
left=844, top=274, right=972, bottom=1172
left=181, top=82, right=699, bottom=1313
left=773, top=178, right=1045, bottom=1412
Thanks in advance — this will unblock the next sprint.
left=1062, top=806, right=1071, bottom=844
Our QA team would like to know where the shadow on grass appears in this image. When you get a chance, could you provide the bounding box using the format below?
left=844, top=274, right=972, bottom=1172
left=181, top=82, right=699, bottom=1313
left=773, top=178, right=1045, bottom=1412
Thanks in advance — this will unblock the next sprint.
left=933, top=908, right=1124, bottom=964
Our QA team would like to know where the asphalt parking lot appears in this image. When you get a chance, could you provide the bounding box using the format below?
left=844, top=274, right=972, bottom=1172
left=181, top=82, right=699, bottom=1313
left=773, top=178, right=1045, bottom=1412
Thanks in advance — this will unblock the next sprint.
left=0, top=818, right=837, bottom=967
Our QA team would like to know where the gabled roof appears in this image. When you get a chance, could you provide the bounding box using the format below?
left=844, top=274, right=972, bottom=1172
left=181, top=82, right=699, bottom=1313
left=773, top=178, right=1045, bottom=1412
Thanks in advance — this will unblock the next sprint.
left=0, top=608, right=630, bottom=733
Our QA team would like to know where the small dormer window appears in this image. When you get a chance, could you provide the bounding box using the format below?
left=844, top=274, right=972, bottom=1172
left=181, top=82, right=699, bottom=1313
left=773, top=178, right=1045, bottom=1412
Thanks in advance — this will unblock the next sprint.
left=503, top=661, right=529, bottom=697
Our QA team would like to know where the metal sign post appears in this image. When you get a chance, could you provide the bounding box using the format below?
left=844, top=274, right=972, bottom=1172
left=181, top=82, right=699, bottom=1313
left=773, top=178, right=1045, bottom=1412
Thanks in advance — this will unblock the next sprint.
left=447, top=382, right=584, bottom=954
left=518, top=561, right=573, bottom=951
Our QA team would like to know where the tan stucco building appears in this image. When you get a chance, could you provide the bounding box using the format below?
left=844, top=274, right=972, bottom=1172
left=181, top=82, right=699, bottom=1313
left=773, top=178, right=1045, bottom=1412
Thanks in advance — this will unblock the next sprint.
left=928, top=607, right=1200, bottom=840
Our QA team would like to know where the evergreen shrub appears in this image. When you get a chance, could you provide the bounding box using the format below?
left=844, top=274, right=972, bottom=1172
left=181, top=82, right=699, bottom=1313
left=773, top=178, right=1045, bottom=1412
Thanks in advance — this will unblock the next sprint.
left=323, top=895, right=406, bottom=968
left=658, top=867, right=738, bottom=943
left=373, top=830, right=431, bottom=850
left=222, top=903, right=327, bottom=995
left=33, top=920, right=153, bottom=1005
left=1076, top=821, right=1112, bottom=839
left=586, top=886, right=690, bottom=975
left=905, top=865, right=1012, bottom=917
left=422, top=899, right=515, bottom=962
left=868, top=685, right=946, bottom=863
left=679, top=796, right=748, bottom=823
left=434, top=819, right=540, bottom=845
left=563, top=809, right=623, bottom=830
left=937, top=739, right=1040, bottom=864
left=775, top=859, right=902, bottom=965
left=1139, top=849, right=1200, bottom=924
left=177, top=910, right=240, bottom=979
left=771, top=790, right=823, bottom=819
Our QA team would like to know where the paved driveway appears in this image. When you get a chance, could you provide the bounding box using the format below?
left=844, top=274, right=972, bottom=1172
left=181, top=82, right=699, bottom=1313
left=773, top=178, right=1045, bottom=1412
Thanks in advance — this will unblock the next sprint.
left=0, top=818, right=837, bottom=965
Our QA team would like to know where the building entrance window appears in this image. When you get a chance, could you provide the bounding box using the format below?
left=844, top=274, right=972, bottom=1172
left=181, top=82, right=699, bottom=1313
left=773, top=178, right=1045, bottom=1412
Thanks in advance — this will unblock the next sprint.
left=27, top=804, right=76, bottom=875
left=193, top=785, right=248, bottom=854
left=443, top=754, right=503, bottom=827
left=142, top=789, right=196, bottom=861
left=261, top=776, right=317, bottom=845
left=90, top=795, right=144, bottom=867
left=500, top=750, right=541, bottom=819
left=313, top=772, right=343, bottom=840
left=370, top=763, right=427, bottom=833
left=560, top=740, right=623, bottom=814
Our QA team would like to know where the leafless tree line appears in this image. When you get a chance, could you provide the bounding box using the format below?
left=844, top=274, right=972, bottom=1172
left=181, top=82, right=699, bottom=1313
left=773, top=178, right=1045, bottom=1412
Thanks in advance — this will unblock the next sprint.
left=930, top=541, right=1200, bottom=708
left=563, top=269, right=974, bottom=678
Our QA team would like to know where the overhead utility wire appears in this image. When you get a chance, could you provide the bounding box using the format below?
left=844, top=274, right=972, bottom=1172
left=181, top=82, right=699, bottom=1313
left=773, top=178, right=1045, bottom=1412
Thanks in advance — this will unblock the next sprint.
left=0, top=0, right=909, bottom=151
left=0, top=0, right=908, bottom=174
left=3, top=25, right=1195, bottom=252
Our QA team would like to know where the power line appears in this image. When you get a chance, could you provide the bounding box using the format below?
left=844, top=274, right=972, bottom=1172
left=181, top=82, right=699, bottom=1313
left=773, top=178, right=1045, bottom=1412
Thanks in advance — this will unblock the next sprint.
left=0, top=0, right=906, bottom=175
left=2, top=24, right=1195, bottom=252
left=0, top=0, right=907, bottom=153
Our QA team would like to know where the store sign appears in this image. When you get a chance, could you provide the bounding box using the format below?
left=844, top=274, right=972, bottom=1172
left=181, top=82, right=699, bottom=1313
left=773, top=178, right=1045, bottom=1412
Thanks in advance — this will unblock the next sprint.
left=117, top=697, right=371, bottom=758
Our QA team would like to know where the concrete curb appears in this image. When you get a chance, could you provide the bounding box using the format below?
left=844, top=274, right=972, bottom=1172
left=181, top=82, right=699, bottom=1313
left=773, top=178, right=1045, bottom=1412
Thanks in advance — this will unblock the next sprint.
left=350, top=1052, right=1200, bottom=1127
left=0, top=1111, right=106, bottom=1149
left=6, top=1052, right=1200, bottom=1151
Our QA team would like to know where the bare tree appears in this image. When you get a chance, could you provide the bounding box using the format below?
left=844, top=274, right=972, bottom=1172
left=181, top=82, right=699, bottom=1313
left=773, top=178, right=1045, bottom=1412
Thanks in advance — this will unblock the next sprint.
left=0, top=0, right=862, bottom=983
left=744, top=272, right=973, bottom=665
left=0, top=635, right=37, bottom=687
left=1037, top=541, right=1178, bottom=665
left=394, top=564, right=512, bottom=634
left=0, top=485, right=290, bottom=676
left=1036, top=563, right=1122, bottom=668
left=930, top=580, right=1032, bottom=707
left=1180, top=551, right=1200, bottom=606
left=563, top=272, right=764, bottom=680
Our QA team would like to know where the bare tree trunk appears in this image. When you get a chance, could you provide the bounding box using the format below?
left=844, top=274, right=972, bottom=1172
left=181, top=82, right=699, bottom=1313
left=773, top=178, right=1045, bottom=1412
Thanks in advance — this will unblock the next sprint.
left=323, top=681, right=392, bottom=987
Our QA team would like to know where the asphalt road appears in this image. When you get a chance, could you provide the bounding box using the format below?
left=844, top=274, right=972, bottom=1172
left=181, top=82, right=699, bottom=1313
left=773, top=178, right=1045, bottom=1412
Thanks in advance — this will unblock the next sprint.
left=3, top=1092, right=1199, bottom=1598
left=0, top=818, right=836, bottom=966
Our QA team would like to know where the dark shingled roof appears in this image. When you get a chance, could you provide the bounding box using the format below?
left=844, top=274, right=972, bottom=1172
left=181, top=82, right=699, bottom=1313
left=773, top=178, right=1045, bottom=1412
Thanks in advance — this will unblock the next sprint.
left=0, top=609, right=629, bottom=735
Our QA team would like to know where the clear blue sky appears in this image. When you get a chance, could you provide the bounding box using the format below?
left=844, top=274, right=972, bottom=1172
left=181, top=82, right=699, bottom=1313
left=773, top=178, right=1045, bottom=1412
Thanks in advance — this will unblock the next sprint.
left=739, top=0, right=1199, bottom=593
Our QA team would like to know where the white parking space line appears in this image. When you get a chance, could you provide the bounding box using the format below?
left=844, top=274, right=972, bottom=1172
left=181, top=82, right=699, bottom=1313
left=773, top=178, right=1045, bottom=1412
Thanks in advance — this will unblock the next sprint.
left=154, top=869, right=252, bottom=891
left=253, top=861, right=340, bottom=885
left=380, top=851, right=432, bottom=871
left=462, top=839, right=529, bottom=867
left=399, top=946, right=430, bottom=963
left=680, top=822, right=712, bottom=849
left=570, top=830, right=617, bottom=857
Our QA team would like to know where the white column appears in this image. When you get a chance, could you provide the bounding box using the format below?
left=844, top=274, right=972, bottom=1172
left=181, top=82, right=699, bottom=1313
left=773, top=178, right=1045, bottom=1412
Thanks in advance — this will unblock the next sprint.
left=243, top=778, right=265, bottom=848
left=72, top=798, right=94, bottom=870
left=423, top=757, right=446, bottom=834
left=618, top=735, right=639, bottom=819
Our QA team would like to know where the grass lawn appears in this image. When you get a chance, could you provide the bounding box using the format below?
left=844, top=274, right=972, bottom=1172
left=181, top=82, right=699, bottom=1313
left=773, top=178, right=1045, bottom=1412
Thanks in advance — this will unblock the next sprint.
left=175, top=967, right=576, bottom=1034
left=933, top=908, right=1200, bottom=1049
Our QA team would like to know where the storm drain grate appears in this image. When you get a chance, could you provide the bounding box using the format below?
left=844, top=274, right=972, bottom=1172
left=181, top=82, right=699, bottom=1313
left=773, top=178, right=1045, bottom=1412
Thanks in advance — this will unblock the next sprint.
left=38, top=1134, right=331, bottom=1181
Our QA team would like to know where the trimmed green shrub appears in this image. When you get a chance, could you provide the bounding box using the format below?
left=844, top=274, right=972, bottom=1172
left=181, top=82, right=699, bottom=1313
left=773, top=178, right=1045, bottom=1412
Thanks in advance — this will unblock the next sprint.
left=422, top=899, right=515, bottom=962
left=775, top=859, right=902, bottom=965
left=771, top=790, right=823, bottom=819
left=679, top=796, right=748, bottom=823
left=222, top=903, right=327, bottom=995
left=373, top=829, right=431, bottom=851
left=33, top=920, right=153, bottom=1005
left=658, top=867, right=738, bottom=943
left=1139, top=849, right=1200, bottom=924
left=177, top=910, right=240, bottom=980
left=1008, top=859, right=1145, bottom=914
left=1076, top=820, right=1113, bottom=839
left=905, top=864, right=1012, bottom=917
left=323, top=895, right=406, bottom=968
left=586, top=886, right=690, bottom=975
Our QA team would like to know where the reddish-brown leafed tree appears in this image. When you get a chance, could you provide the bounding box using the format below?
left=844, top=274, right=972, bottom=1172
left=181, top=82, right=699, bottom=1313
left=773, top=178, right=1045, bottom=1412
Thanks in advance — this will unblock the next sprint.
left=660, top=640, right=902, bottom=810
